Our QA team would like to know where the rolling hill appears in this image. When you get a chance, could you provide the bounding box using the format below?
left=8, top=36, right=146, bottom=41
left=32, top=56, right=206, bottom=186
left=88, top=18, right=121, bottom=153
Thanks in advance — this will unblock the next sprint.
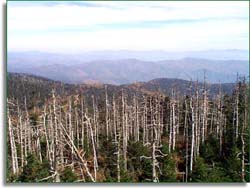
left=8, top=54, right=248, bottom=84
left=8, top=73, right=236, bottom=108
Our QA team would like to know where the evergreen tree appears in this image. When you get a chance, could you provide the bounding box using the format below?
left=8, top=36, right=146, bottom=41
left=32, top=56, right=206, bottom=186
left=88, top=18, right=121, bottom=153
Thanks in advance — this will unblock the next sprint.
left=60, top=167, right=78, bottom=182
left=18, top=154, right=51, bottom=182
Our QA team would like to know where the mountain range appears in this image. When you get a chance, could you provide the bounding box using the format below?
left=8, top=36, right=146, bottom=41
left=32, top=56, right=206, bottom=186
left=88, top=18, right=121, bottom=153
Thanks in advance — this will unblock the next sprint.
left=8, top=50, right=249, bottom=84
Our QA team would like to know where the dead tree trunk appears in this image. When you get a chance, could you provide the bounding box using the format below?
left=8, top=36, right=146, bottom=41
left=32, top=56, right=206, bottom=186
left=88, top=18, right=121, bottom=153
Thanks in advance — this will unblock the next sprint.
left=114, top=120, right=121, bottom=182
left=17, top=101, right=25, bottom=168
left=121, top=90, right=128, bottom=172
left=68, top=96, right=74, bottom=165
left=172, top=90, right=176, bottom=151
left=235, top=73, right=239, bottom=140
left=195, top=82, right=200, bottom=159
left=105, top=85, right=110, bottom=140
left=92, top=95, right=98, bottom=147
left=140, top=119, right=167, bottom=182
left=184, top=98, right=189, bottom=182
left=86, top=115, right=98, bottom=182
left=52, top=90, right=60, bottom=182
left=190, top=97, right=195, bottom=173
left=59, top=121, right=95, bottom=182
left=7, top=102, right=19, bottom=174
left=113, top=96, right=117, bottom=143
left=81, top=96, right=85, bottom=150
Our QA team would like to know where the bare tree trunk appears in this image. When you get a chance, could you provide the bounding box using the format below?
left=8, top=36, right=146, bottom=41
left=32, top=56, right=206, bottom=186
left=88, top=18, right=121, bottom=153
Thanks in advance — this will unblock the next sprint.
left=190, top=97, right=195, bottom=173
left=172, top=101, right=176, bottom=151
left=195, top=83, right=199, bottom=159
left=92, top=95, right=98, bottom=146
left=52, top=90, right=60, bottom=182
left=86, top=115, right=98, bottom=182
left=58, top=106, right=64, bottom=167
left=184, top=99, right=189, bottom=182
left=152, top=139, right=158, bottom=182
left=95, top=104, right=100, bottom=149
left=36, top=127, right=42, bottom=162
left=43, top=106, right=51, bottom=164
left=8, top=103, right=19, bottom=174
left=142, top=96, right=148, bottom=145
left=241, top=135, right=245, bottom=182
left=105, top=85, right=110, bottom=140
left=202, top=71, right=207, bottom=144
left=169, top=101, right=172, bottom=153
left=81, top=96, right=85, bottom=149
left=24, top=97, right=32, bottom=154
left=17, top=101, right=24, bottom=168
left=122, top=90, right=127, bottom=172
left=114, top=122, right=121, bottom=182
left=113, top=96, right=117, bottom=143
left=75, top=107, right=80, bottom=148
left=68, top=97, right=74, bottom=165
left=241, top=81, right=247, bottom=182
left=59, top=121, right=95, bottom=182
left=235, top=73, right=239, bottom=140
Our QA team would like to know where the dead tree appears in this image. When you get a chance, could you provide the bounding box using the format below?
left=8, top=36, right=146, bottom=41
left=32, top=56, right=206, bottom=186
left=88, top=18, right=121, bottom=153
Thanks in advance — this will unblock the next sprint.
left=240, top=78, right=248, bottom=182
left=81, top=96, right=85, bottom=150
left=92, top=95, right=98, bottom=147
left=105, top=85, right=110, bottom=140
left=122, top=90, right=128, bottom=171
left=234, top=73, right=239, bottom=140
left=169, top=89, right=178, bottom=152
left=190, top=96, right=195, bottom=173
left=114, top=118, right=121, bottom=182
left=59, top=121, right=95, bottom=182
left=113, top=96, right=117, bottom=143
left=24, top=97, right=32, bottom=155
left=133, top=95, right=140, bottom=142
left=85, top=115, right=98, bottom=182
left=17, top=100, right=25, bottom=168
left=7, top=101, right=19, bottom=174
left=202, top=72, right=208, bottom=144
left=140, top=118, right=167, bottom=182
left=184, top=98, right=189, bottom=182
left=142, top=96, right=148, bottom=145
left=68, top=96, right=74, bottom=164
left=194, top=81, right=200, bottom=159
left=52, top=90, right=60, bottom=182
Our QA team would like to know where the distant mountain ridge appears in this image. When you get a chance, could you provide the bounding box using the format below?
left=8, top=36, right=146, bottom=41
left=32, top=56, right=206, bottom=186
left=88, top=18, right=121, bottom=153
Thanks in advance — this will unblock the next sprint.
left=9, top=49, right=249, bottom=62
left=8, top=52, right=249, bottom=84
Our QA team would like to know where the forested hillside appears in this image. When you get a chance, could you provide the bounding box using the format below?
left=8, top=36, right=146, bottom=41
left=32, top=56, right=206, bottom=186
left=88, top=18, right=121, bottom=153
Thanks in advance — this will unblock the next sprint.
left=7, top=73, right=249, bottom=183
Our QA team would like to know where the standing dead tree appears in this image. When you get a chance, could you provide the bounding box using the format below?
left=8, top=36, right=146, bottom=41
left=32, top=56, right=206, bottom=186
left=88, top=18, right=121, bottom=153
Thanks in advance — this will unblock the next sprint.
left=7, top=100, right=19, bottom=175
left=85, top=114, right=98, bottom=181
left=121, top=89, right=128, bottom=172
left=105, top=85, right=110, bottom=140
left=140, top=104, right=167, bottom=182
left=189, top=96, right=195, bottom=173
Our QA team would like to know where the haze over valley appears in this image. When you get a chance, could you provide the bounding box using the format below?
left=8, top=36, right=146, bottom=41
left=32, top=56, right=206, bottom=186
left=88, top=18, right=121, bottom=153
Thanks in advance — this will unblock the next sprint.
left=8, top=50, right=249, bottom=84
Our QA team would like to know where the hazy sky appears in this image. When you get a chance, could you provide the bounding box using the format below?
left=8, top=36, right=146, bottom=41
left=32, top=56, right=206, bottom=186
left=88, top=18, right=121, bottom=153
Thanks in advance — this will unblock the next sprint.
left=8, top=1, right=249, bottom=53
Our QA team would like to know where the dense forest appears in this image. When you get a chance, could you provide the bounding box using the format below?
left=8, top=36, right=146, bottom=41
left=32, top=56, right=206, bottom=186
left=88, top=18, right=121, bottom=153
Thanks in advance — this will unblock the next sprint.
left=7, top=73, right=249, bottom=183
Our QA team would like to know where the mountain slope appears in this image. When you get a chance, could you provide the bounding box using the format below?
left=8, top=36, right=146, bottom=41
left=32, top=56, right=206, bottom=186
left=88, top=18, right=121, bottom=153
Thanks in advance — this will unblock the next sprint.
left=127, top=78, right=235, bottom=96
left=8, top=57, right=248, bottom=84
left=8, top=73, right=236, bottom=108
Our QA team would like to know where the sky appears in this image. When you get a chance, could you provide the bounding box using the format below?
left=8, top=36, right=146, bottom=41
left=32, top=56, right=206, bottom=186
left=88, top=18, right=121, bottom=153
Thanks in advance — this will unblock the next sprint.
left=8, top=1, right=249, bottom=53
